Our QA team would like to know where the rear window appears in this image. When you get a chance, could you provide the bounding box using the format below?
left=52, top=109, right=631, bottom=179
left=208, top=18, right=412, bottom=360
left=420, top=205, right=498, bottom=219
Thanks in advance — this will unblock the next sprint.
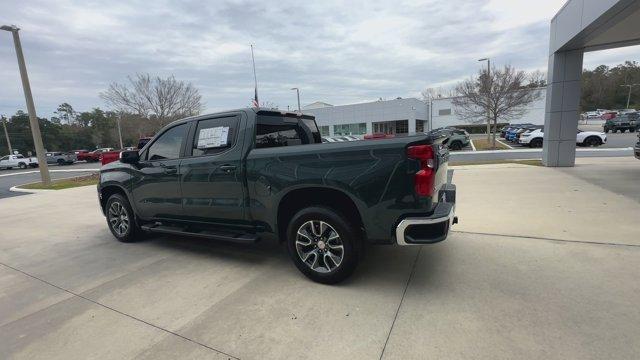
left=255, top=114, right=320, bottom=149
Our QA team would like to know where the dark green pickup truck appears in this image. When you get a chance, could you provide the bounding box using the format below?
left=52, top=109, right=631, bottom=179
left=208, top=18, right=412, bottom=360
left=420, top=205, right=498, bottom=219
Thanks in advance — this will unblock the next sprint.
left=98, top=108, right=457, bottom=283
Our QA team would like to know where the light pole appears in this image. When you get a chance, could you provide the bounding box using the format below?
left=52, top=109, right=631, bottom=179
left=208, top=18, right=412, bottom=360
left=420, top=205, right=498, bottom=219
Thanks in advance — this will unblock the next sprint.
left=478, top=57, right=491, bottom=145
left=117, top=112, right=124, bottom=149
left=620, top=84, right=640, bottom=109
left=290, top=87, right=301, bottom=113
left=2, top=115, right=13, bottom=154
left=1, top=24, right=50, bottom=184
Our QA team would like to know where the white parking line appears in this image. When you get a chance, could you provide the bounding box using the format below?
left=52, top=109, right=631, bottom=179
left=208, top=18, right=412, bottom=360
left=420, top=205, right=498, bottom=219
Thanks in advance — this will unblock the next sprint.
left=469, top=140, right=476, bottom=151
left=0, top=169, right=99, bottom=178
left=495, top=138, right=513, bottom=149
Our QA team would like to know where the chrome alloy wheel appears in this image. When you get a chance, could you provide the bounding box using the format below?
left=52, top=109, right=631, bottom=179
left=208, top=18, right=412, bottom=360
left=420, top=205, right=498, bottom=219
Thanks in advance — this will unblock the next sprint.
left=295, top=220, right=344, bottom=273
left=108, top=201, right=130, bottom=237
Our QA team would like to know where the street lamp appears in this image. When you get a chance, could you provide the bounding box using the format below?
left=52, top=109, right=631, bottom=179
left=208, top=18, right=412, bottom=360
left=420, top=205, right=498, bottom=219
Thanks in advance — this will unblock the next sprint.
left=620, top=84, right=640, bottom=109
left=478, top=57, right=492, bottom=144
left=1, top=24, right=51, bottom=185
left=290, top=87, right=301, bottom=113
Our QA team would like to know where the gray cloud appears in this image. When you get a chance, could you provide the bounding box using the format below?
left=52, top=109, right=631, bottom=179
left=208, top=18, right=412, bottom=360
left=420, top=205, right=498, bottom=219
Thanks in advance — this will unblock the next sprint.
left=0, top=0, right=636, bottom=118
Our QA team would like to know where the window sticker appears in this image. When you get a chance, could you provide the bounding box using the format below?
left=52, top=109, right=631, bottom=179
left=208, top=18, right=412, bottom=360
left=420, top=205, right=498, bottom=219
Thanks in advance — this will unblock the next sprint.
left=197, top=126, right=229, bottom=149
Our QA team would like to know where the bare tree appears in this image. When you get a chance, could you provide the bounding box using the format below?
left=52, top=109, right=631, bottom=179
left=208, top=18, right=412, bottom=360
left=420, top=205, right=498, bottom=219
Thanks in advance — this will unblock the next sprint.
left=100, top=73, right=204, bottom=127
left=452, top=65, right=543, bottom=148
left=420, top=87, right=454, bottom=102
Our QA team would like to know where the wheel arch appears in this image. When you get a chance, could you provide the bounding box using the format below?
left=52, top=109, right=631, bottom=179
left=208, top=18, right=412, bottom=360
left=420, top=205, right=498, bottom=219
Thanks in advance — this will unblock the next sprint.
left=276, top=186, right=365, bottom=243
left=99, top=183, right=134, bottom=214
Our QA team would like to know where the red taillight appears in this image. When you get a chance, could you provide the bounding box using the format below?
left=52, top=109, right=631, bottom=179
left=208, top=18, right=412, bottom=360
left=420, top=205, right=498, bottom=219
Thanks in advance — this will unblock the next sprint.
left=407, top=145, right=435, bottom=197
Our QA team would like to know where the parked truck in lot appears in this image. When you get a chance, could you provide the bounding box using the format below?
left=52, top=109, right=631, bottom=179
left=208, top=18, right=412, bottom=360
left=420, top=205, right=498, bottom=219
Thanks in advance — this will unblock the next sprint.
left=0, top=154, right=38, bottom=169
left=98, top=108, right=457, bottom=283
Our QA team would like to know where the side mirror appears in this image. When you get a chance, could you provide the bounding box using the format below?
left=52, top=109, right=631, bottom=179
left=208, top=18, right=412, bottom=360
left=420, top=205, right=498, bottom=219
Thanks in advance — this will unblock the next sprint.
left=120, top=150, right=139, bottom=164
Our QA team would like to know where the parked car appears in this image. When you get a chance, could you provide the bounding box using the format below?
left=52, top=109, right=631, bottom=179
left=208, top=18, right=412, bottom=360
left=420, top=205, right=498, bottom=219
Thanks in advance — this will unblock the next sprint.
left=72, top=149, right=91, bottom=161
left=500, top=123, right=533, bottom=138
left=635, top=133, right=640, bottom=160
left=519, top=129, right=606, bottom=147
left=429, top=128, right=470, bottom=150
left=364, top=133, right=395, bottom=140
left=0, top=154, right=38, bottom=169
left=98, top=108, right=457, bottom=284
left=45, top=151, right=77, bottom=165
left=86, top=148, right=114, bottom=162
left=603, top=113, right=638, bottom=133
left=600, top=112, right=617, bottom=120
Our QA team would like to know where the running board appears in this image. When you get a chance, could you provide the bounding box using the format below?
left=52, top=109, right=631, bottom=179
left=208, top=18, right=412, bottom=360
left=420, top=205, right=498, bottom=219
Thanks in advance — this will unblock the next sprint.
left=141, top=224, right=259, bottom=244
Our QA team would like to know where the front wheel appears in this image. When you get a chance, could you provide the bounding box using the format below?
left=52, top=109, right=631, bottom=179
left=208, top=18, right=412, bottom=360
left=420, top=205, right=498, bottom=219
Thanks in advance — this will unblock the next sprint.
left=105, top=193, right=142, bottom=243
left=585, top=136, right=602, bottom=147
left=287, top=206, right=361, bottom=284
left=18, top=163, right=27, bottom=169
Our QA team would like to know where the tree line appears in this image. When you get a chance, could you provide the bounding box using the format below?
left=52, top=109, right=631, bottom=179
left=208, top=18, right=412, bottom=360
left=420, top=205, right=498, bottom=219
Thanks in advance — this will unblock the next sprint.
left=581, top=61, right=640, bottom=111
left=0, top=74, right=203, bottom=155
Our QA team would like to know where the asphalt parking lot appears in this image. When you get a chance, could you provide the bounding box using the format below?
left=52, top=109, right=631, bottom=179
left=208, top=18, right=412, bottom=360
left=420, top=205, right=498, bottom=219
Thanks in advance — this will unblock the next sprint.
left=0, top=162, right=99, bottom=199
left=1, top=157, right=638, bottom=359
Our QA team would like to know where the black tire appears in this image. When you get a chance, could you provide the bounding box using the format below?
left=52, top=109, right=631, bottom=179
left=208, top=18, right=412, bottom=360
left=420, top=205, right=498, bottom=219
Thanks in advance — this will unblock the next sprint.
left=630, top=127, right=635, bottom=133
left=449, top=141, right=463, bottom=151
left=621, top=128, right=627, bottom=133
left=57, top=159, right=65, bottom=166
left=286, top=206, right=361, bottom=284
left=105, top=193, right=142, bottom=243
left=530, top=138, right=543, bottom=148
left=604, top=128, right=610, bottom=133
left=585, top=136, right=602, bottom=147
left=18, top=162, right=27, bottom=169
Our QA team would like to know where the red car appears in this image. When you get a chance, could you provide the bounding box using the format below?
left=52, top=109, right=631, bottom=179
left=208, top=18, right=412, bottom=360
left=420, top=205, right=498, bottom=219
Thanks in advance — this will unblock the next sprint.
left=100, top=150, right=122, bottom=165
left=600, top=112, right=617, bottom=120
left=72, top=149, right=90, bottom=161
left=364, top=133, right=395, bottom=140
left=86, top=148, right=114, bottom=162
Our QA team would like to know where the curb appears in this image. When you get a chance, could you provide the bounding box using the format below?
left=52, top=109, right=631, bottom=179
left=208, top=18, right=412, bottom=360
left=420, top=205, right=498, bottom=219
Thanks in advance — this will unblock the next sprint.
left=9, top=185, right=53, bottom=193
left=9, top=173, right=99, bottom=194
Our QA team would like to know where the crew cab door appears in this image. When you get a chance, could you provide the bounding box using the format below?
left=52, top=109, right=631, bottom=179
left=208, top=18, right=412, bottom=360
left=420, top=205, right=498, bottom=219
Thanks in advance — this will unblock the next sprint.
left=179, top=114, right=247, bottom=226
left=131, top=122, right=189, bottom=220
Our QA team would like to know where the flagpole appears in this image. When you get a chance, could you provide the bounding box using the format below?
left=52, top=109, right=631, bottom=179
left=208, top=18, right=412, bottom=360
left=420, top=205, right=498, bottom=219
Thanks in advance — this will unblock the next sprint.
left=251, top=44, right=259, bottom=106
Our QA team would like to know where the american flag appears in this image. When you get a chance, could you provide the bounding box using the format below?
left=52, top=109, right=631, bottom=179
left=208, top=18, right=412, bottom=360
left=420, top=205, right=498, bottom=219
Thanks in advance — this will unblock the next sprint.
left=252, top=87, right=259, bottom=108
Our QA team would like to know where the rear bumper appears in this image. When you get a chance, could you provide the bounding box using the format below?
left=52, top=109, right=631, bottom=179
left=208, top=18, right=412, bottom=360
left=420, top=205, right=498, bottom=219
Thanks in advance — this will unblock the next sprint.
left=395, top=184, right=457, bottom=245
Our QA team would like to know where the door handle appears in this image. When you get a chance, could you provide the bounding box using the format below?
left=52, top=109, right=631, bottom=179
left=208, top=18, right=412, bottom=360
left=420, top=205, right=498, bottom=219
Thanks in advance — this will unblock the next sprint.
left=159, top=163, right=177, bottom=175
left=219, top=164, right=237, bottom=173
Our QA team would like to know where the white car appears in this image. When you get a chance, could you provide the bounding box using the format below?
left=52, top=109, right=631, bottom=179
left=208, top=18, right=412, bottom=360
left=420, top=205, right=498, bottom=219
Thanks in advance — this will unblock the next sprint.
left=519, top=129, right=607, bottom=148
left=0, top=154, right=39, bottom=169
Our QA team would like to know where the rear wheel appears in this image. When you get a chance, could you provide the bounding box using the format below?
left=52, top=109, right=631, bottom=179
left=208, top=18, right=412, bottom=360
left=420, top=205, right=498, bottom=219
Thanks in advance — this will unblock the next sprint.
left=57, top=159, right=65, bottom=166
left=286, top=206, right=361, bottom=284
left=630, top=127, right=636, bottom=133
left=530, top=138, right=543, bottom=148
left=18, top=162, right=27, bottom=169
left=105, top=193, right=141, bottom=243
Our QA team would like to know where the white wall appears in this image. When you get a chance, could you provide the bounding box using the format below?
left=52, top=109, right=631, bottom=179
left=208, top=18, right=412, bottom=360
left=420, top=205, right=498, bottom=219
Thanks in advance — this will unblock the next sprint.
left=431, top=88, right=547, bottom=129
left=305, top=98, right=428, bottom=136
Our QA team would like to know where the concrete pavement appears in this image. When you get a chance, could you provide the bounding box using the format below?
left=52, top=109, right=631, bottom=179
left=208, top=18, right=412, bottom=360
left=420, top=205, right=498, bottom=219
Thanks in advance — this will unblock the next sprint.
left=0, top=157, right=639, bottom=359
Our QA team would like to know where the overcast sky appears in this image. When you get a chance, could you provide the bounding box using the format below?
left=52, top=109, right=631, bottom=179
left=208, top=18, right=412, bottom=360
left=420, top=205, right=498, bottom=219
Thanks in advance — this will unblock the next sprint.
left=1, top=0, right=638, bottom=118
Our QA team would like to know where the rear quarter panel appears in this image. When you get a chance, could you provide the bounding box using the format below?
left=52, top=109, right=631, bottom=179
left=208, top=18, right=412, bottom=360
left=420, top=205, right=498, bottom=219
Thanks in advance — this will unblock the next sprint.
left=245, top=136, right=444, bottom=242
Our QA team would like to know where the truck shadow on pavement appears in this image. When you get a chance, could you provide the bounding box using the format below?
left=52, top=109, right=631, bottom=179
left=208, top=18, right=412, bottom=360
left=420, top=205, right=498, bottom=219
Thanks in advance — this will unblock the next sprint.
left=134, top=233, right=433, bottom=287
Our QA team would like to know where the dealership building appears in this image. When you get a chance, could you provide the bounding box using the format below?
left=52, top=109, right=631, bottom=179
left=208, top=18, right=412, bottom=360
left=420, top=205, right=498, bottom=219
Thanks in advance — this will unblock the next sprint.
left=304, top=88, right=546, bottom=137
